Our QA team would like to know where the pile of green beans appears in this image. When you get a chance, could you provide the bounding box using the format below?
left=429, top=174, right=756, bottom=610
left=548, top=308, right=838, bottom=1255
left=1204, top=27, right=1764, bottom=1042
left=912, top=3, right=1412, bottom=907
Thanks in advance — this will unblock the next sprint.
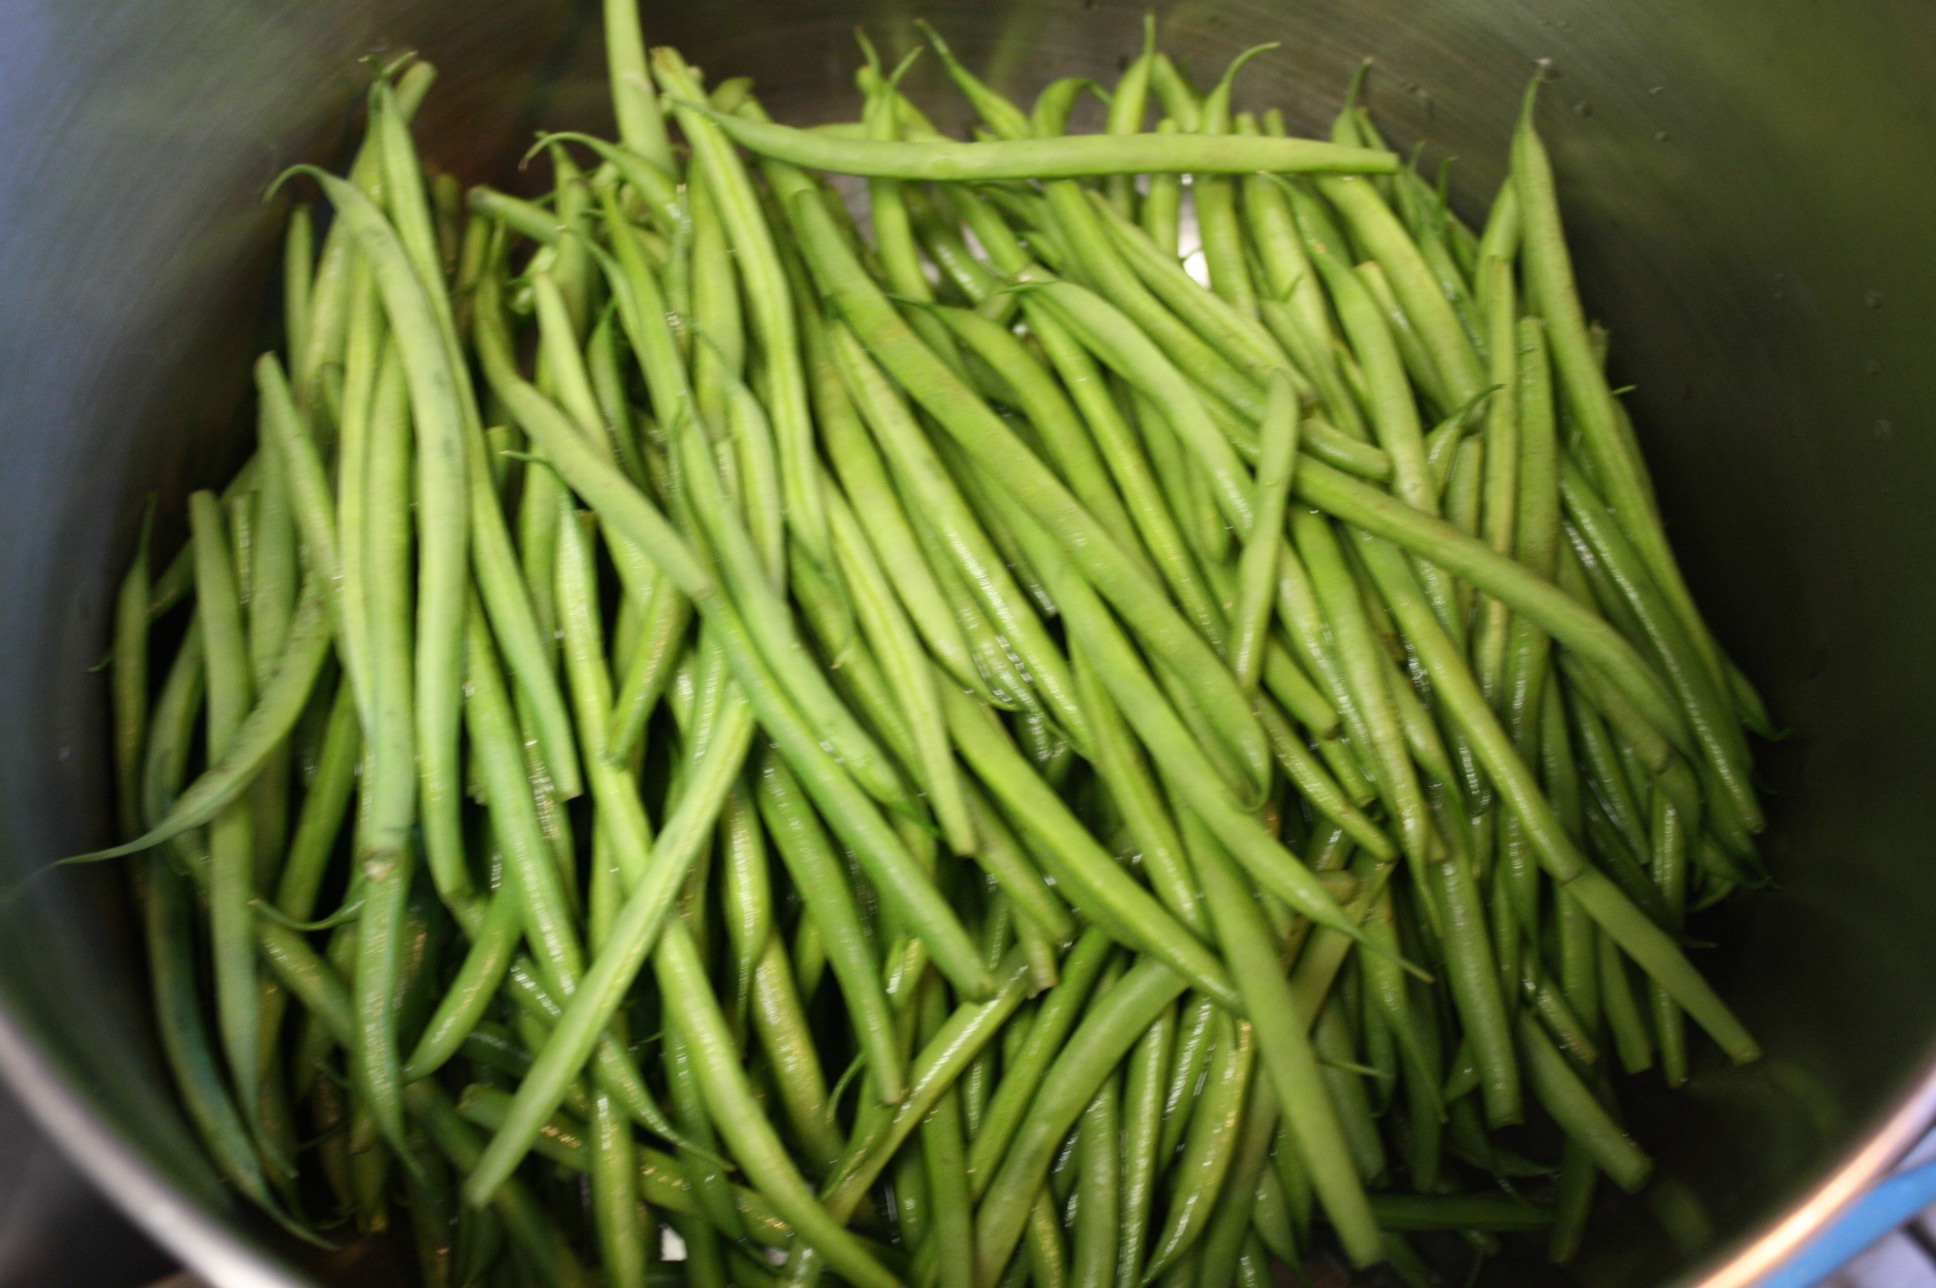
left=96, top=10, right=1771, bottom=1287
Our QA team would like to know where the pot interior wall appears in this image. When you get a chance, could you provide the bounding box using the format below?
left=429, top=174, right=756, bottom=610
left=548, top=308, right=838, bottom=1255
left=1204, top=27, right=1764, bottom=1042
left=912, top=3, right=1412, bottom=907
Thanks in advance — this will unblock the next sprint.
left=2, top=1, right=1932, bottom=1285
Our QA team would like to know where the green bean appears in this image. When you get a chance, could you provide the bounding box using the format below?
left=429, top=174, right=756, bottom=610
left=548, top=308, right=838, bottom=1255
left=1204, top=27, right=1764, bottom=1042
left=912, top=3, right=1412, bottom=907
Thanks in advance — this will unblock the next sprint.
left=826, top=490, right=974, bottom=854
left=750, top=934, right=844, bottom=1172
left=698, top=104, right=1396, bottom=178
left=943, top=691, right=1236, bottom=1007
left=828, top=321, right=1087, bottom=751
left=353, top=795, right=417, bottom=1162
left=484, top=324, right=983, bottom=1005
left=973, top=959, right=1191, bottom=1288
left=1103, top=16, right=1159, bottom=211
left=1290, top=203, right=1437, bottom=519
left=1027, top=76, right=1099, bottom=139
left=648, top=348, right=912, bottom=815
left=1131, top=121, right=1183, bottom=255
left=1061, top=1070, right=1116, bottom=1288
left=1159, top=996, right=1217, bottom=1160
left=1115, top=1001, right=1174, bottom=1288
left=1293, top=508, right=1436, bottom=872
left=1512, top=97, right=1729, bottom=703
left=1144, top=1014, right=1255, bottom=1279
left=686, top=174, right=744, bottom=432
left=410, top=1082, right=589, bottom=1288
left=606, top=572, right=691, bottom=763
left=1180, top=815, right=1382, bottom=1267
left=798, top=191, right=1270, bottom=794
left=929, top=304, right=1143, bottom=555
left=402, top=885, right=521, bottom=1082
left=1088, top=191, right=1289, bottom=390
left=1295, top=458, right=1692, bottom=757
left=444, top=1149, right=734, bottom=1261
left=1315, top=176, right=1483, bottom=409
left=1347, top=528, right=1757, bottom=1060
left=274, top=681, right=359, bottom=924
left=1256, top=703, right=1389, bottom=859
left=1519, top=1013, right=1650, bottom=1192
left=956, top=783, right=1076, bottom=945
left=1597, top=927, right=1653, bottom=1076
left=463, top=664, right=756, bottom=1202
left=1311, top=991, right=1388, bottom=1184
left=971, top=459, right=1361, bottom=964
left=1231, top=373, right=1300, bottom=689
left=600, top=0, right=674, bottom=171
left=461, top=595, right=583, bottom=999
left=715, top=786, right=772, bottom=1040
left=1024, top=299, right=1224, bottom=644
left=965, top=929, right=1114, bottom=1197
left=144, top=856, right=280, bottom=1215
left=758, top=756, right=906, bottom=1105
left=1469, top=258, right=1522, bottom=701
left=1561, top=461, right=1759, bottom=830
left=281, top=166, right=471, bottom=894
left=1425, top=849, right=1520, bottom=1128
left=554, top=503, right=660, bottom=909
left=802, top=956, right=1033, bottom=1280
left=1071, top=655, right=1208, bottom=937
left=1027, top=264, right=1261, bottom=530
left=248, top=462, right=298, bottom=695
left=1148, top=52, right=1202, bottom=130
left=913, top=20, right=1032, bottom=142
left=1650, top=795, right=1692, bottom=1087
left=663, top=1018, right=752, bottom=1261
left=82, top=577, right=332, bottom=863
left=653, top=51, right=833, bottom=589
left=804, top=295, right=984, bottom=698
left=655, top=918, right=901, bottom=1288
left=187, top=493, right=266, bottom=1135
left=1192, top=47, right=1278, bottom=319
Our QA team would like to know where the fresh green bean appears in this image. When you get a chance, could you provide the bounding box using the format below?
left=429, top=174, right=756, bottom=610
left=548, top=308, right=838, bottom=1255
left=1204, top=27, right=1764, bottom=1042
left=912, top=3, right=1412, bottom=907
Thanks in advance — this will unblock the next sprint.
left=826, top=489, right=974, bottom=854
left=656, top=918, right=902, bottom=1288
left=1230, top=373, right=1300, bottom=690
left=972, top=959, right=1191, bottom=1288
left=695, top=103, right=1397, bottom=178
left=758, top=755, right=907, bottom=1106
left=828, top=321, right=1087, bottom=752
left=187, top=493, right=266, bottom=1139
left=1348, top=528, right=1757, bottom=1061
left=793, top=178, right=1271, bottom=789
left=653, top=50, right=833, bottom=589
left=944, top=691, right=1236, bottom=1006
left=1143, top=1014, right=1255, bottom=1279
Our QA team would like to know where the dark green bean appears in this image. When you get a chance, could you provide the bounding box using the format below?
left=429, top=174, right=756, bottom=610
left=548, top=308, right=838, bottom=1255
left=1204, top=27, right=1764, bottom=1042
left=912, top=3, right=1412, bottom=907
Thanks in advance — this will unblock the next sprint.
left=1348, top=528, right=1756, bottom=1068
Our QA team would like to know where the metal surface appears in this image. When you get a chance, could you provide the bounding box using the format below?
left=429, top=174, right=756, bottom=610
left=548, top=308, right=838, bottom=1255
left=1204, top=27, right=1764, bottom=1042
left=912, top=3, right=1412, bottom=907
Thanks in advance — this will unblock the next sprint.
left=0, top=0, right=1933, bottom=1285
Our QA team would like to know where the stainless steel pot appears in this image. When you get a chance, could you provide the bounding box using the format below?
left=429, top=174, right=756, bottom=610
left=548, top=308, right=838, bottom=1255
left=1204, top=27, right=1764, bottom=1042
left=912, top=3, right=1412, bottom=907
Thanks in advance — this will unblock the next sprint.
left=2, top=1, right=1932, bottom=1284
